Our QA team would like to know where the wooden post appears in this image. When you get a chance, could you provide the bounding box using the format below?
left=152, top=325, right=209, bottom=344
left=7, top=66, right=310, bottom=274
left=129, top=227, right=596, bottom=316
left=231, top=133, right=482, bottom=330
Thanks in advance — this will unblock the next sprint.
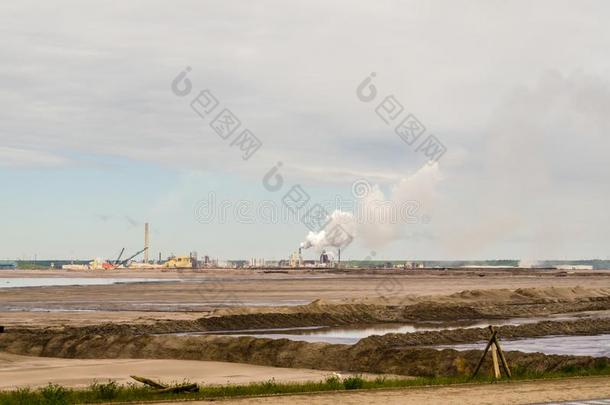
left=471, top=325, right=512, bottom=380
left=493, top=336, right=512, bottom=378
left=471, top=330, right=497, bottom=378
left=491, top=342, right=501, bottom=379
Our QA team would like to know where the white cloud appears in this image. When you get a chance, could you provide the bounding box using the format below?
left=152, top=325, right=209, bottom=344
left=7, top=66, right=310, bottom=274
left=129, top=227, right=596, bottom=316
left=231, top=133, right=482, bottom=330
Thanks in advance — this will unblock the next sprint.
left=1, top=1, right=609, bottom=258
left=0, top=146, right=67, bottom=168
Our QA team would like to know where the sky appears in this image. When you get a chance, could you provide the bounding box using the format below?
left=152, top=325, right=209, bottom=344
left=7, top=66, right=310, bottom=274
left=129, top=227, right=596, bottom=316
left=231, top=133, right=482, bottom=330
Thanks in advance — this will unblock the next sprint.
left=1, top=0, right=609, bottom=261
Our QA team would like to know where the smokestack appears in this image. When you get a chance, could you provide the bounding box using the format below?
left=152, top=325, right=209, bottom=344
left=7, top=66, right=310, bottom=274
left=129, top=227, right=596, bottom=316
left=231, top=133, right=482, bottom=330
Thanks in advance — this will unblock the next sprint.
left=144, top=223, right=149, bottom=263
left=338, top=248, right=341, bottom=264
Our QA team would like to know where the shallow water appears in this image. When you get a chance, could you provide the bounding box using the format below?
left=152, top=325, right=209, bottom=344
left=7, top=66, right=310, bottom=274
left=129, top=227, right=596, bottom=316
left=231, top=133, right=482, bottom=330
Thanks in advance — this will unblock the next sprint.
left=212, top=322, right=496, bottom=344
left=196, top=311, right=610, bottom=345
left=0, top=277, right=180, bottom=288
left=440, top=334, right=610, bottom=357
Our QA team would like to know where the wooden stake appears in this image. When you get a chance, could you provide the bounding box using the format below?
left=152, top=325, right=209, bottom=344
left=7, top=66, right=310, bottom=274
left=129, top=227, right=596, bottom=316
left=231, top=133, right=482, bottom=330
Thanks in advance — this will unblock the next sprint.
left=471, top=325, right=512, bottom=380
left=471, top=330, right=497, bottom=378
left=493, top=336, right=512, bottom=378
left=491, top=342, right=501, bottom=379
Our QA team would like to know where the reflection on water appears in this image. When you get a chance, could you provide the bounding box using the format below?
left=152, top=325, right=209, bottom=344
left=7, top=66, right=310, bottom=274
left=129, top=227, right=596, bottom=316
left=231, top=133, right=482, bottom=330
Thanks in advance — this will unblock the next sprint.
left=0, top=278, right=180, bottom=288
left=219, top=322, right=501, bottom=344
left=440, top=334, right=610, bottom=357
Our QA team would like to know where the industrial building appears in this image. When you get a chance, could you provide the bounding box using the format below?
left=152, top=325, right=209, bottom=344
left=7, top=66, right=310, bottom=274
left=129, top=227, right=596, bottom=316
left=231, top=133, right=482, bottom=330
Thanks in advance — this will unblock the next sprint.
left=0, top=261, right=17, bottom=270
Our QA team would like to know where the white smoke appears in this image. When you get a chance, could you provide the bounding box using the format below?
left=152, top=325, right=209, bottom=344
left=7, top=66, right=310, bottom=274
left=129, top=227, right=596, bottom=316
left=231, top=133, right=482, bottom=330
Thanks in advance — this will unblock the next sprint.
left=301, top=163, right=442, bottom=251
left=518, top=259, right=540, bottom=268
left=301, top=210, right=356, bottom=250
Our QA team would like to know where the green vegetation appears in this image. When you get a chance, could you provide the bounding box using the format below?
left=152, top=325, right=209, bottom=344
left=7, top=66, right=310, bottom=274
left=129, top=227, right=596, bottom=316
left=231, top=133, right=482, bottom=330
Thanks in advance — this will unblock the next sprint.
left=15, top=261, right=49, bottom=270
left=1, top=363, right=609, bottom=405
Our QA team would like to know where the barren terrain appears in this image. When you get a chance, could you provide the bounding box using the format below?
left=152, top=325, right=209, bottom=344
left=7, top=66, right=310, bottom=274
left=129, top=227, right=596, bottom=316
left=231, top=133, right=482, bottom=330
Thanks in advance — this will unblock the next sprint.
left=0, top=353, right=341, bottom=389
left=1, top=268, right=609, bottom=402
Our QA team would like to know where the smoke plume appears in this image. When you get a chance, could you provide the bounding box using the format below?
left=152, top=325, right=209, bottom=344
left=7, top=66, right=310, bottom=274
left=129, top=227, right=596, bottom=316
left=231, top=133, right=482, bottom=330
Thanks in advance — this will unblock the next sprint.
left=301, top=163, right=442, bottom=251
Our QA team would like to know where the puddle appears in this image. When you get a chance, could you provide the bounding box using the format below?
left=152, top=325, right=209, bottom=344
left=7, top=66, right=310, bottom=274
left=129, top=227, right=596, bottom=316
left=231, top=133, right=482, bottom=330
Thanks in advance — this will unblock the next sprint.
left=439, top=334, right=610, bottom=357
left=0, top=278, right=181, bottom=288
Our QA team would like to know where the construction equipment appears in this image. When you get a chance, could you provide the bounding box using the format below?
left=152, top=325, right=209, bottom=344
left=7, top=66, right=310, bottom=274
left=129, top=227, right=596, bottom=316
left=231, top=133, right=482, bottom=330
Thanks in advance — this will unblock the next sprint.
left=114, top=248, right=125, bottom=265
left=163, top=255, right=194, bottom=269
left=118, top=247, right=148, bottom=267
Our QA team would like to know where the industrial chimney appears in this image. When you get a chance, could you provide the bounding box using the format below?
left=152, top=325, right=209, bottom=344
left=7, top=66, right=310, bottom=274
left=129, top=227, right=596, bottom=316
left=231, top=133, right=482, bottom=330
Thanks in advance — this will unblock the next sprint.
left=144, top=223, right=149, bottom=263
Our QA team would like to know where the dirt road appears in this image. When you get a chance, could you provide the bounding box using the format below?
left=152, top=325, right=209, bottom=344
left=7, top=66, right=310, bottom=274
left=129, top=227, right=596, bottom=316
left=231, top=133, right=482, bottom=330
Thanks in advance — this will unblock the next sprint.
left=160, top=376, right=610, bottom=405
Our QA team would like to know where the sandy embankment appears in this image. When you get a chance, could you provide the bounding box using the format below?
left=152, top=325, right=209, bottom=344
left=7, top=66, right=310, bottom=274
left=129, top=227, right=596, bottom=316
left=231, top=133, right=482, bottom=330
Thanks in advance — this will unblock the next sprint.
left=3, top=329, right=608, bottom=378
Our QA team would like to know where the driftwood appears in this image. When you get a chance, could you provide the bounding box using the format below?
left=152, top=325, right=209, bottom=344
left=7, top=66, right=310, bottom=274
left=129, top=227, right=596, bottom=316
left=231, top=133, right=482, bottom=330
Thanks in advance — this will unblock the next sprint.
left=130, top=375, right=166, bottom=389
left=156, top=383, right=199, bottom=393
left=130, top=375, right=199, bottom=393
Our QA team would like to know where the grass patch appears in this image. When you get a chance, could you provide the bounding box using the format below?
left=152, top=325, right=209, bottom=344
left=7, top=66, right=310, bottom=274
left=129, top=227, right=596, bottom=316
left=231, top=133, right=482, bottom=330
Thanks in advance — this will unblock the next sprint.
left=1, top=365, right=610, bottom=404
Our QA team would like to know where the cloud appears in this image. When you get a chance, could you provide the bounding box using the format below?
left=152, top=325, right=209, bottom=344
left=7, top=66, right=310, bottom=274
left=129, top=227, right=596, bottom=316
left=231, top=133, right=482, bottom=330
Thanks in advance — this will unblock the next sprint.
left=2, top=1, right=608, bottom=181
left=1, top=1, right=609, bottom=258
left=437, top=70, right=610, bottom=259
left=0, top=146, right=67, bottom=168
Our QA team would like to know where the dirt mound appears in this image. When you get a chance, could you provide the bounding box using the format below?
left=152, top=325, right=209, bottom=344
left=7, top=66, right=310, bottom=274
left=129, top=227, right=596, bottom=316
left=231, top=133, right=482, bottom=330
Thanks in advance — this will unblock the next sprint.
left=49, top=308, right=387, bottom=336
left=436, top=286, right=610, bottom=304
left=0, top=330, right=606, bottom=378
left=357, top=318, right=610, bottom=347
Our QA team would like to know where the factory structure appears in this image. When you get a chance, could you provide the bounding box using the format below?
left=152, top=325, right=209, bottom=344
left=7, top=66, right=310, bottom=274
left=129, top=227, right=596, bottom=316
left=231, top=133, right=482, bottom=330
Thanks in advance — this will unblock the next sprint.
left=59, top=223, right=345, bottom=271
left=7, top=222, right=605, bottom=271
left=283, top=247, right=341, bottom=268
left=57, top=220, right=356, bottom=270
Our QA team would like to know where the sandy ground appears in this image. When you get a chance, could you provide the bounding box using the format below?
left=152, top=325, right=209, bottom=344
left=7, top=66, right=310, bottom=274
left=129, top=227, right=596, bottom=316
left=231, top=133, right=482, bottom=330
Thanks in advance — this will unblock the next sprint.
left=0, top=353, right=341, bottom=389
left=0, top=311, right=206, bottom=329
left=162, top=376, right=610, bottom=405
left=1, top=268, right=609, bottom=327
left=1, top=268, right=609, bottom=402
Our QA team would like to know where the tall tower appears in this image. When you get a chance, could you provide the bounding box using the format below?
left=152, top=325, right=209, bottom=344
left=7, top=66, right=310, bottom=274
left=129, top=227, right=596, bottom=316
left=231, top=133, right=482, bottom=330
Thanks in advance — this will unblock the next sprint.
left=144, top=223, right=149, bottom=263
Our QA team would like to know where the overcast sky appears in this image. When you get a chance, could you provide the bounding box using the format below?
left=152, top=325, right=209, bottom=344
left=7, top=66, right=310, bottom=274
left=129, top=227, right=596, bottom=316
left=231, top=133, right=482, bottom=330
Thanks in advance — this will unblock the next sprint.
left=1, top=0, right=609, bottom=261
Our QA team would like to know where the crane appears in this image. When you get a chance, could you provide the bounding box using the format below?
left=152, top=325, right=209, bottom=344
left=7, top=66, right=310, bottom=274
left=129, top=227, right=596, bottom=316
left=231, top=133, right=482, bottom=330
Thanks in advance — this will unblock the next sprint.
left=114, top=247, right=125, bottom=265
left=118, top=247, right=149, bottom=268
